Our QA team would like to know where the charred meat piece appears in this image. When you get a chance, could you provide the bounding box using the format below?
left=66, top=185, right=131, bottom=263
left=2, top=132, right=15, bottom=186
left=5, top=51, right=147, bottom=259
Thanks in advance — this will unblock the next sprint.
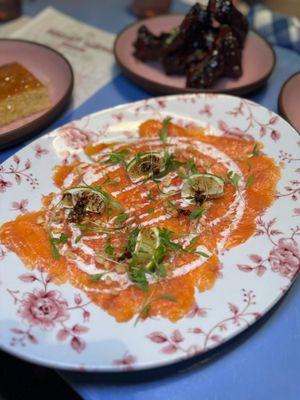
left=163, top=3, right=212, bottom=55
left=221, top=26, right=243, bottom=78
left=162, top=49, right=191, bottom=75
left=186, top=26, right=228, bottom=89
left=187, top=23, right=243, bottom=87
left=186, top=49, right=225, bottom=88
left=133, top=1, right=248, bottom=88
left=134, top=25, right=168, bottom=61
left=208, top=0, right=249, bottom=44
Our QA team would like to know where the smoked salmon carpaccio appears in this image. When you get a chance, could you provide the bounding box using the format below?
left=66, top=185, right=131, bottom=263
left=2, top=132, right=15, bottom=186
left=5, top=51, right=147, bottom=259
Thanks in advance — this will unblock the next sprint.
left=0, top=119, right=280, bottom=322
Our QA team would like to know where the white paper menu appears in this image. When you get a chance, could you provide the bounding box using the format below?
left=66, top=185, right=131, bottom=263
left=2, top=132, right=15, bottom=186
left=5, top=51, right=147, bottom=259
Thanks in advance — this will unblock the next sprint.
left=0, top=16, right=31, bottom=38
left=10, top=7, right=117, bottom=108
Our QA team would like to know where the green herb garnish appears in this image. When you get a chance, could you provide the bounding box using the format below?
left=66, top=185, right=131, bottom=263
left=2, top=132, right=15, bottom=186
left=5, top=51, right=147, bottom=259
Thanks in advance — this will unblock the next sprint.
left=245, top=174, right=255, bottom=189
left=98, top=176, right=119, bottom=187
left=166, top=200, right=179, bottom=213
left=159, top=117, right=172, bottom=147
left=104, top=149, right=129, bottom=166
left=128, top=266, right=148, bottom=292
left=148, top=188, right=155, bottom=201
left=159, top=293, right=177, bottom=302
left=250, top=143, right=260, bottom=157
left=147, top=208, right=155, bottom=214
left=88, top=272, right=108, bottom=282
left=187, top=235, right=199, bottom=249
left=75, top=234, right=83, bottom=243
left=105, top=240, right=115, bottom=258
left=227, top=171, right=241, bottom=191
left=189, top=203, right=206, bottom=220
left=186, top=157, right=198, bottom=175
left=49, top=233, right=68, bottom=259
left=153, top=153, right=184, bottom=181
left=127, top=227, right=140, bottom=254
left=115, top=212, right=128, bottom=224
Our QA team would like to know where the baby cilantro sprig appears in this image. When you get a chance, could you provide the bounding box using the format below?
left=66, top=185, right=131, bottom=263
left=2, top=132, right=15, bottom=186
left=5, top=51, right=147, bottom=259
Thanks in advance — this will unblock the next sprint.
left=158, top=117, right=172, bottom=148
left=104, top=148, right=130, bottom=166
left=127, top=227, right=208, bottom=292
left=50, top=233, right=68, bottom=259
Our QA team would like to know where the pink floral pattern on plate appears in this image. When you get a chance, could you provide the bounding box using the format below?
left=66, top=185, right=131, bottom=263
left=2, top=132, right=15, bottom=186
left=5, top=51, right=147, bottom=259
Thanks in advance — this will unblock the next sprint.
left=7, top=268, right=91, bottom=353
left=238, top=218, right=300, bottom=280
left=147, top=290, right=260, bottom=356
left=0, top=155, right=38, bottom=192
left=0, top=93, right=299, bottom=371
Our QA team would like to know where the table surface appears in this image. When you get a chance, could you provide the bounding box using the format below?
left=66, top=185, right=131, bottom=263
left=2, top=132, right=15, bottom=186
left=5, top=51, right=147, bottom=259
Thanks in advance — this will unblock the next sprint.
left=1, top=1, right=300, bottom=400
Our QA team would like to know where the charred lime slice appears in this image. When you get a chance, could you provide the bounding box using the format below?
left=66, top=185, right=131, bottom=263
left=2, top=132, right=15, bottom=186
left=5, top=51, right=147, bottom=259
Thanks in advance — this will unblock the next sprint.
left=134, top=227, right=161, bottom=270
left=62, top=187, right=105, bottom=214
left=127, top=152, right=165, bottom=183
left=182, top=173, right=224, bottom=201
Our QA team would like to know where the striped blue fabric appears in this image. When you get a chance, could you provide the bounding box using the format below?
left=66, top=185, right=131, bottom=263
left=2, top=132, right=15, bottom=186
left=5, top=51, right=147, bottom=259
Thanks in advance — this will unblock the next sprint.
left=248, top=5, right=300, bottom=53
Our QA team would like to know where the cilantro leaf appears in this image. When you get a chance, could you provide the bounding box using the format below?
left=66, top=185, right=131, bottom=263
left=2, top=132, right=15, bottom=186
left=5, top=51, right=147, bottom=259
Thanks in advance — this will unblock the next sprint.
left=186, top=158, right=198, bottom=175
left=75, top=234, right=83, bottom=243
left=49, top=233, right=68, bottom=259
left=128, top=227, right=140, bottom=254
left=128, top=266, right=148, bottom=292
left=105, top=241, right=115, bottom=258
left=188, top=235, right=199, bottom=249
left=227, top=171, right=240, bottom=191
left=245, top=174, right=255, bottom=189
left=159, top=117, right=172, bottom=146
left=148, top=189, right=155, bottom=201
left=159, top=293, right=177, bottom=302
left=166, top=200, right=178, bottom=212
left=250, top=143, right=260, bottom=157
left=50, top=239, right=60, bottom=259
left=189, top=204, right=206, bottom=220
left=153, top=153, right=184, bottom=180
left=115, top=212, right=127, bottom=224
left=104, top=149, right=129, bottom=165
left=88, top=272, right=108, bottom=281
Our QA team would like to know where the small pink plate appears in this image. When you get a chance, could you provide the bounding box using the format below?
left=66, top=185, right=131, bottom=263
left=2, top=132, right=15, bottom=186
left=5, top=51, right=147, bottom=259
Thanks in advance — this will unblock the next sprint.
left=0, top=39, right=74, bottom=148
left=278, top=71, right=300, bottom=133
left=114, top=14, right=276, bottom=96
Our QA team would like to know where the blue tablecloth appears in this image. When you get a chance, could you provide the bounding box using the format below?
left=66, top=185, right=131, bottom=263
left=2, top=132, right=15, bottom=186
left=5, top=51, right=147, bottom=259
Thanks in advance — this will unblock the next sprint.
left=1, top=1, right=300, bottom=399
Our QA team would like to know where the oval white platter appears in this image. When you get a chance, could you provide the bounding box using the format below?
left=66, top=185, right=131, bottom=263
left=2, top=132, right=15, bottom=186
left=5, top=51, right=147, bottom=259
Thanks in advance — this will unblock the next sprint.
left=0, top=94, right=299, bottom=371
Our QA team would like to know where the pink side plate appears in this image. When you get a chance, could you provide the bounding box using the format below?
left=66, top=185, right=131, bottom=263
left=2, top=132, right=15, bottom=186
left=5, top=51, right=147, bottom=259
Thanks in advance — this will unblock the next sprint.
left=0, top=39, right=74, bottom=148
left=114, top=14, right=276, bottom=96
left=278, top=71, right=300, bottom=133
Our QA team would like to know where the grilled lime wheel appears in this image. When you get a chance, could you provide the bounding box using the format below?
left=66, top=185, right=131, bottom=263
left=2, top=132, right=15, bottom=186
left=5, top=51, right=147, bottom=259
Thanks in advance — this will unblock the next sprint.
left=182, top=173, right=224, bottom=200
left=134, top=227, right=161, bottom=270
left=62, top=187, right=105, bottom=214
left=127, top=152, right=165, bottom=183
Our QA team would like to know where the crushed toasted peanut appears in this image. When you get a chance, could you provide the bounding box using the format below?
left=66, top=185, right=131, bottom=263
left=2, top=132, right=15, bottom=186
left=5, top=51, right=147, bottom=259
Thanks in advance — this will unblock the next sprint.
left=52, top=228, right=62, bottom=234
left=65, top=250, right=76, bottom=259
left=95, top=253, right=105, bottom=264
left=36, top=216, right=44, bottom=224
left=105, top=276, right=112, bottom=284
left=162, top=174, right=173, bottom=187
left=103, top=261, right=111, bottom=270
left=116, top=264, right=127, bottom=274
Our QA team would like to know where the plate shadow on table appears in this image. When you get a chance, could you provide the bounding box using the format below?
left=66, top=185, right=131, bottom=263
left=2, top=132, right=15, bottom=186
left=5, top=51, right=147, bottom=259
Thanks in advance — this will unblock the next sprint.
left=63, top=276, right=299, bottom=385
left=111, top=72, right=272, bottom=105
left=0, top=350, right=81, bottom=400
